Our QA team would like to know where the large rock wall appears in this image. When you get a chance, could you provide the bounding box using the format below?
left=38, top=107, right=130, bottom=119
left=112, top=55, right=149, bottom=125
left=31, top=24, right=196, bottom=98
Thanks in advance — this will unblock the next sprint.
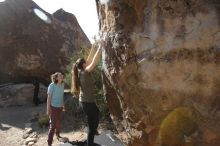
left=97, top=0, right=220, bottom=146
left=0, top=0, right=90, bottom=84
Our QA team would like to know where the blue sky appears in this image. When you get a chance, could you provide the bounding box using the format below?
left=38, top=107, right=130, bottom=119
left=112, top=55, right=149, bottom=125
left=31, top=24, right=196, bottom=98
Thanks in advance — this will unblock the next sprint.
left=33, top=0, right=99, bottom=43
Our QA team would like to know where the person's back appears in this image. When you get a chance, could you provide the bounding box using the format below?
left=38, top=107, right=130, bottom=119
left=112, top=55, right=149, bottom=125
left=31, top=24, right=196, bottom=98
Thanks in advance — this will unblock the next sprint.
left=79, top=70, right=96, bottom=103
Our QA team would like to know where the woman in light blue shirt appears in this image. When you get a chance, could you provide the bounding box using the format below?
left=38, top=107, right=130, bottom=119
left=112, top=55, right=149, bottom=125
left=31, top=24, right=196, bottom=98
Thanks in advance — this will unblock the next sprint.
left=47, top=72, right=65, bottom=146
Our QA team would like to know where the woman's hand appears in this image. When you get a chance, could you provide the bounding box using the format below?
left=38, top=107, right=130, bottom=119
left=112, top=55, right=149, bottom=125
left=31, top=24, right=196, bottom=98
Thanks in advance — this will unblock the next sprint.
left=73, top=91, right=79, bottom=97
left=47, top=107, right=51, bottom=117
left=98, top=39, right=104, bottom=48
left=62, top=106, right=66, bottom=112
left=47, top=94, right=52, bottom=117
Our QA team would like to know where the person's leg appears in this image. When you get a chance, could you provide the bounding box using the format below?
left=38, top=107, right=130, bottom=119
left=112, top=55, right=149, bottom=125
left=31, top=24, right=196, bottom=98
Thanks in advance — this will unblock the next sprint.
left=87, top=116, right=96, bottom=146
left=47, top=107, right=57, bottom=145
left=33, top=88, right=39, bottom=106
left=55, top=107, right=62, bottom=138
left=81, top=102, right=96, bottom=146
left=33, top=81, right=40, bottom=106
left=93, top=104, right=99, bottom=131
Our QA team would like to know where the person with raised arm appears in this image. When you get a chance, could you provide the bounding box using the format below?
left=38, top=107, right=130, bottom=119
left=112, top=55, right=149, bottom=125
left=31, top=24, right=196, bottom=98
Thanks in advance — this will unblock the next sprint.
left=71, top=41, right=103, bottom=146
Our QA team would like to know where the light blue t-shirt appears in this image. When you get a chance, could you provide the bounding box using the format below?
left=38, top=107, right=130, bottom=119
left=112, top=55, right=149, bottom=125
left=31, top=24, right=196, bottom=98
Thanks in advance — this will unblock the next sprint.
left=47, top=82, right=64, bottom=107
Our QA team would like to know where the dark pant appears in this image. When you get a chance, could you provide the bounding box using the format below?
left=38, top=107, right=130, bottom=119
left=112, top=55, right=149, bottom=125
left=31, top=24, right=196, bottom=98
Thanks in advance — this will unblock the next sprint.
left=80, top=102, right=99, bottom=146
left=33, top=86, right=39, bottom=106
left=47, top=106, right=62, bottom=145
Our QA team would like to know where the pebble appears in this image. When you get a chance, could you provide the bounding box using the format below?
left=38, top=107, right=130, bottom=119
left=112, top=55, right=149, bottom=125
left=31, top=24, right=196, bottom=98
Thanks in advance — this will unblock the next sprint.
left=25, top=137, right=37, bottom=145
left=25, top=128, right=33, bottom=134
left=22, top=133, right=30, bottom=139
left=27, top=141, right=35, bottom=146
left=29, top=132, right=38, bottom=138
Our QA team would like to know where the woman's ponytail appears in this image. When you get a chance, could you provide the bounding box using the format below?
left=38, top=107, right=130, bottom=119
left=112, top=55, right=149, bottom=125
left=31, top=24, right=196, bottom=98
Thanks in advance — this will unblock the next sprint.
left=71, top=63, right=80, bottom=96
left=71, top=58, right=86, bottom=97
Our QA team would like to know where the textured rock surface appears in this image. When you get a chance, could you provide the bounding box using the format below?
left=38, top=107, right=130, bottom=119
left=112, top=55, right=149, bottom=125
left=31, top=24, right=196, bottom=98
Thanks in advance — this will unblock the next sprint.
left=97, top=0, right=220, bottom=146
left=0, top=0, right=90, bottom=84
left=0, top=83, right=47, bottom=107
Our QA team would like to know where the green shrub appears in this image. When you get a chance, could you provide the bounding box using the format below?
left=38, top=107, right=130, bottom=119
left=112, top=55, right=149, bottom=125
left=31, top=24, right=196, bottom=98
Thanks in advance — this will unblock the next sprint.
left=37, top=113, right=49, bottom=128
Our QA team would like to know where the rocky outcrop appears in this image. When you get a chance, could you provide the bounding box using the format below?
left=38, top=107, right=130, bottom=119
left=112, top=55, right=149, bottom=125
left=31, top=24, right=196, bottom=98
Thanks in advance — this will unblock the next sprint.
left=97, top=0, right=220, bottom=146
left=0, top=83, right=47, bottom=107
left=0, top=0, right=90, bottom=84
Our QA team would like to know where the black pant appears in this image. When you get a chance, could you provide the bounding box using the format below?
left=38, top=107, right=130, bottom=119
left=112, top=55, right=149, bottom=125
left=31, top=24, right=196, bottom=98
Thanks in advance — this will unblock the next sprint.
left=80, top=102, right=99, bottom=146
left=33, top=86, right=39, bottom=106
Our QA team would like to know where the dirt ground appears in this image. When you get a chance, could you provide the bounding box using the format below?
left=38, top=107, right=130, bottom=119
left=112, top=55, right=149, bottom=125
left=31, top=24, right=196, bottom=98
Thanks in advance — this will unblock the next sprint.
left=0, top=103, right=116, bottom=146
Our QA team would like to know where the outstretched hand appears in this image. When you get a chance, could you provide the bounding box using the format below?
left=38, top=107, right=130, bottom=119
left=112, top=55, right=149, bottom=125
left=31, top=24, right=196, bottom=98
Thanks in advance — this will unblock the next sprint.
left=98, top=39, right=104, bottom=48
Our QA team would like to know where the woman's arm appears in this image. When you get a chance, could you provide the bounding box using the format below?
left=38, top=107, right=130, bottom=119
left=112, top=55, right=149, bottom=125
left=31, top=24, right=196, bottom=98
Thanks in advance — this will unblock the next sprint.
left=47, top=94, right=52, bottom=116
left=86, top=44, right=97, bottom=65
left=85, top=45, right=102, bottom=72
left=62, top=84, right=66, bottom=112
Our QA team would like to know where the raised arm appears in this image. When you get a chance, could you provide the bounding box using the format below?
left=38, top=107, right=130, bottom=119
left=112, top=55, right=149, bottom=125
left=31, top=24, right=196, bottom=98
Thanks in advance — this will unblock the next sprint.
left=85, top=44, right=102, bottom=72
left=86, top=44, right=97, bottom=65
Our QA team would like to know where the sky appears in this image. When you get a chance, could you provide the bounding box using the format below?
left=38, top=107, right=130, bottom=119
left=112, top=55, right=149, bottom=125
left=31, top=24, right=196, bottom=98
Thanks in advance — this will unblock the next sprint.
left=33, top=0, right=99, bottom=43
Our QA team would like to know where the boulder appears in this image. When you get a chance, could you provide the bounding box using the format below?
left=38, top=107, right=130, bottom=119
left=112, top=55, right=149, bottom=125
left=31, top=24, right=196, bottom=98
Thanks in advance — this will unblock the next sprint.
left=0, top=83, right=47, bottom=107
left=0, top=0, right=90, bottom=84
left=96, top=0, right=220, bottom=146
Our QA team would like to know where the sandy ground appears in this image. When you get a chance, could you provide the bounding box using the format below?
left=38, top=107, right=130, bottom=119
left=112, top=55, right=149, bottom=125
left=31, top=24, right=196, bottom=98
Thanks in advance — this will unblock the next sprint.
left=0, top=103, right=120, bottom=146
left=0, top=104, right=88, bottom=146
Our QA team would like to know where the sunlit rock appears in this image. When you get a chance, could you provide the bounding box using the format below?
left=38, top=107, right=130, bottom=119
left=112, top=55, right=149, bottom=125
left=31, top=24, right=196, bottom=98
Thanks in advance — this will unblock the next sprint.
left=97, top=0, right=220, bottom=145
left=0, top=0, right=90, bottom=84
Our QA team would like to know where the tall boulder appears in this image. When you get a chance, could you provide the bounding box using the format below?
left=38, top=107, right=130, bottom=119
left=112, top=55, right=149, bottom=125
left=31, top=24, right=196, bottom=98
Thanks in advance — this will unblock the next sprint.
left=0, top=0, right=90, bottom=84
left=96, top=0, right=220, bottom=146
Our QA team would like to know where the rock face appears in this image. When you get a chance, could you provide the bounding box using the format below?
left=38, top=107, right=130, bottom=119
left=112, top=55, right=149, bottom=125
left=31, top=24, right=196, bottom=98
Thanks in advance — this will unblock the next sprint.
left=0, top=0, right=90, bottom=84
left=0, top=83, right=47, bottom=107
left=97, top=0, right=220, bottom=146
